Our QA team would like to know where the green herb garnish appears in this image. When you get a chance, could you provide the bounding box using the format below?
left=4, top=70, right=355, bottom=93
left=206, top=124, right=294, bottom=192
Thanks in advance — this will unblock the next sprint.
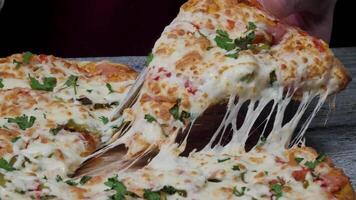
left=0, top=158, right=15, bottom=171
left=271, top=183, right=283, bottom=199
left=217, top=157, right=230, bottom=163
left=269, top=70, right=277, bottom=85
left=29, top=75, right=57, bottom=91
left=304, top=154, right=326, bottom=170
left=7, top=115, right=36, bottom=130
left=64, top=75, right=79, bottom=95
left=23, top=52, right=33, bottom=64
left=105, top=175, right=129, bottom=200
left=146, top=53, right=154, bottom=66
left=79, top=176, right=92, bottom=185
left=65, top=180, right=78, bottom=186
left=99, top=116, right=109, bottom=125
left=11, top=136, right=21, bottom=143
left=233, top=186, right=246, bottom=197
left=143, top=189, right=160, bottom=200
left=106, top=83, right=114, bottom=94
left=0, top=78, right=4, bottom=88
left=232, top=165, right=241, bottom=171
left=295, top=157, right=304, bottom=164
left=144, top=114, right=157, bottom=123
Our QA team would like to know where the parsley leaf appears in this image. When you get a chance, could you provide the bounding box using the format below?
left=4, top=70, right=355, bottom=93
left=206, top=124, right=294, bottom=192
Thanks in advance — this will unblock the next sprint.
left=143, top=189, right=160, bottom=200
left=104, top=175, right=128, bottom=200
left=99, top=116, right=109, bottom=125
left=160, top=186, right=187, bottom=197
left=0, top=78, right=4, bottom=88
left=50, top=125, right=63, bottom=136
left=11, top=136, right=21, bottom=143
left=65, top=180, right=78, bottom=186
left=217, top=157, right=230, bottom=163
left=240, top=72, right=255, bottom=83
left=29, top=75, right=57, bottom=91
left=146, top=53, right=154, bottom=66
left=13, top=60, right=21, bottom=69
left=106, top=83, right=114, bottom=94
left=295, top=157, right=304, bottom=164
left=214, top=29, right=236, bottom=51
left=144, top=114, right=157, bottom=123
left=64, top=75, right=79, bottom=95
left=7, top=115, right=36, bottom=130
left=23, top=52, right=33, bottom=64
left=271, top=183, right=283, bottom=199
left=169, top=104, right=180, bottom=120
left=0, top=158, right=15, bottom=171
left=79, top=176, right=91, bottom=185
left=56, top=175, right=63, bottom=182
left=269, top=70, right=277, bottom=85
left=304, top=154, right=326, bottom=170
left=233, top=186, right=246, bottom=197
left=232, top=165, right=240, bottom=171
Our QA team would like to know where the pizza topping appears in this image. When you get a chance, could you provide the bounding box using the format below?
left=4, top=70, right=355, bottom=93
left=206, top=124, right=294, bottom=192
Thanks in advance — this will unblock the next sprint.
left=104, top=175, right=137, bottom=200
left=99, top=116, right=109, bottom=125
left=146, top=53, right=154, bottom=66
left=0, top=78, right=4, bottom=88
left=270, top=183, right=283, bottom=199
left=269, top=70, right=277, bottom=85
left=217, top=157, right=230, bottom=163
left=144, top=114, right=157, bottom=123
left=292, top=168, right=309, bottom=182
left=106, top=83, right=114, bottom=94
left=169, top=99, right=191, bottom=122
left=79, top=176, right=92, bottom=185
left=64, top=75, right=79, bottom=95
left=294, top=157, right=304, bottom=164
left=304, top=154, right=326, bottom=170
left=7, top=114, right=36, bottom=130
left=22, top=52, right=33, bottom=65
left=0, top=157, right=15, bottom=171
left=28, top=75, right=57, bottom=91
left=233, top=186, right=247, bottom=197
left=143, top=186, right=187, bottom=200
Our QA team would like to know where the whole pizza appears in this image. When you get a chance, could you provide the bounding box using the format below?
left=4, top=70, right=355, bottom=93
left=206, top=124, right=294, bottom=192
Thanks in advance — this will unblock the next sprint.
left=0, top=0, right=354, bottom=199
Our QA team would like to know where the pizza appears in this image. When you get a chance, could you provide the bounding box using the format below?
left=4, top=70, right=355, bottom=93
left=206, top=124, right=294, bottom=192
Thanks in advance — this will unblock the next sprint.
left=0, top=0, right=354, bottom=199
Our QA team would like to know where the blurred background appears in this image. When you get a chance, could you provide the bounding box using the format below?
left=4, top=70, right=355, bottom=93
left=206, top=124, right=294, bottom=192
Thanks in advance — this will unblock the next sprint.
left=0, top=0, right=354, bottom=58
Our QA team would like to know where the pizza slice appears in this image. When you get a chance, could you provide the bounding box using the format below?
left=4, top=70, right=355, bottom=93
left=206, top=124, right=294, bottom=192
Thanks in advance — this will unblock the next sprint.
left=97, top=0, right=351, bottom=158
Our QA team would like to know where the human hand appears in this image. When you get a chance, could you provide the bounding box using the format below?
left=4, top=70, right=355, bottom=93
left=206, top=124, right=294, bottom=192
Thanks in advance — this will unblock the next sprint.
left=258, top=0, right=337, bottom=42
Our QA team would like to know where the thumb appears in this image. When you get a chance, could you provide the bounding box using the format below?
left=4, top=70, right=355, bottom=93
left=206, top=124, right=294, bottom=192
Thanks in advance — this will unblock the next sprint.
left=258, top=0, right=299, bottom=18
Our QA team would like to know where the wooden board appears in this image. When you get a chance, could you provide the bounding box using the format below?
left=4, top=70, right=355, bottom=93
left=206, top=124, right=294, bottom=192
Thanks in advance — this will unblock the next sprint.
left=74, top=47, right=356, bottom=187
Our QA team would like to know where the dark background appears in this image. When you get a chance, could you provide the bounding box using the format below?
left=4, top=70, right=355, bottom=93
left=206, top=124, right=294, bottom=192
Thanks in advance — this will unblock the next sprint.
left=0, top=0, right=354, bottom=58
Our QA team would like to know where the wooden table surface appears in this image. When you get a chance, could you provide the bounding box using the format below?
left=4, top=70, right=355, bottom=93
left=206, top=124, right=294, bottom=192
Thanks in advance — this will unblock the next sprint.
left=75, top=47, right=356, bottom=187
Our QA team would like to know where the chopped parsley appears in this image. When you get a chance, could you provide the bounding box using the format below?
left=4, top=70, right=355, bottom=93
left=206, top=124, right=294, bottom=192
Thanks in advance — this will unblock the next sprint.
left=11, top=136, right=21, bottom=143
left=304, top=154, right=326, bottom=170
left=7, top=115, right=36, bottom=130
left=240, top=72, right=255, bottom=83
left=217, top=157, right=231, bottom=163
left=99, top=116, right=109, bottom=125
left=13, top=60, right=21, bottom=69
left=240, top=171, right=247, bottom=183
left=207, top=178, right=222, bottom=182
left=64, top=75, right=79, bottom=95
left=106, top=83, right=114, bottom=94
left=28, top=75, right=57, bottom=91
left=214, top=22, right=263, bottom=59
left=160, top=185, right=187, bottom=197
left=232, top=165, right=241, bottom=171
left=0, top=158, right=15, bottom=171
left=295, top=157, right=304, bottom=164
left=23, top=52, right=33, bottom=64
left=169, top=99, right=191, bottom=122
left=144, top=114, right=157, bottom=123
left=143, top=189, right=160, bottom=200
left=269, top=70, right=277, bottom=85
left=104, top=175, right=130, bottom=200
left=65, top=180, right=78, bottom=186
left=233, top=186, right=247, bottom=197
left=145, top=53, right=154, bottom=66
left=79, top=175, right=92, bottom=185
left=0, top=78, right=4, bottom=88
left=56, top=175, right=63, bottom=182
left=271, top=183, right=283, bottom=199
left=50, top=125, right=63, bottom=136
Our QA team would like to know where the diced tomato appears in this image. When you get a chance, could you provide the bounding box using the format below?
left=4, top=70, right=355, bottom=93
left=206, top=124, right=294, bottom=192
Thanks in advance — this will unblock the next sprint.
left=184, top=80, right=197, bottom=95
left=292, top=168, right=309, bottom=182
left=227, top=19, right=235, bottom=30
left=158, top=67, right=167, bottom=73
left=153, top=76, right=160, bottom=81
left=165, top=72, right=172, bottom=77
left=312, top=38, right=326, bottom=53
